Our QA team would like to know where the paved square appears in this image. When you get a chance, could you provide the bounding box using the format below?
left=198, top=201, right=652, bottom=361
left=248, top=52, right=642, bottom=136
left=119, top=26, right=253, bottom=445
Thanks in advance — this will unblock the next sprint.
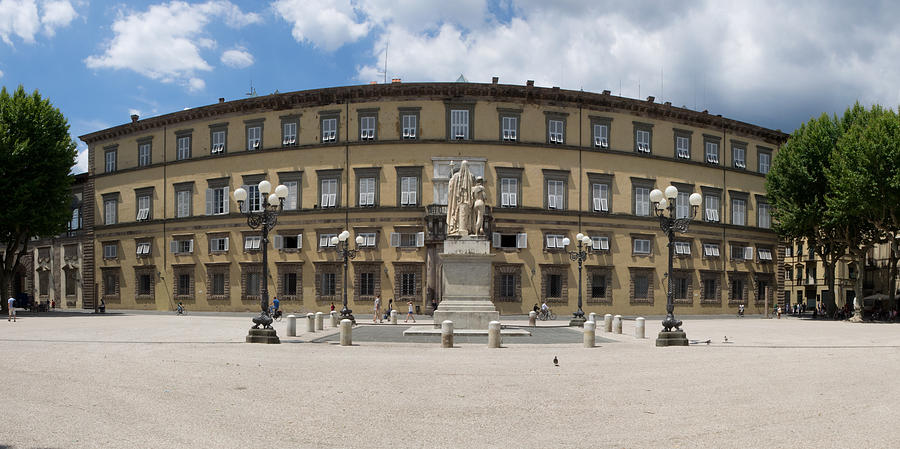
left=2, top=312, right=898, bottom=448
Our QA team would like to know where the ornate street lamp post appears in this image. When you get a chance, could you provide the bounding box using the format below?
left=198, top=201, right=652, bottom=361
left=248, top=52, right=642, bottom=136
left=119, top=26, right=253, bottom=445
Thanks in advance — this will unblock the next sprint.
left=562, top=233, right=594, bottom=327
left=332, top=230, right=364, bottom=324
left=234, top=180, right=289, bottom=344
left=650, top=185, right=702, bottom=347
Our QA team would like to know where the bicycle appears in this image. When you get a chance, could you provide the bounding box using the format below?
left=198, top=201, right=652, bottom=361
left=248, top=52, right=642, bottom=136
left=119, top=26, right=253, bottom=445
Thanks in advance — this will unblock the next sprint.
left=537, top=309, right=556, bottom=321
left=268, top=306, right=283, bottom=322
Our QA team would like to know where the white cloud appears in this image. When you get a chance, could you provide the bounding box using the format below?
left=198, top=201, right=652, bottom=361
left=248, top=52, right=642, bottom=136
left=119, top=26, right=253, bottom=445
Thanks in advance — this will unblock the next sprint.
left=221, top=47, right=254, bottom=68
left=128, top=108, right=140, bottom=117
left=349, top=0, right=900, bottom=131
left=273, top=0, right=371, bottom=51
left=73, top=143, right=89, bottom=174
left=0, top=0, right=77, bottom=45
left=85, top=1, right=261, bottom=91
left=0, top=69, right=4, bottom=78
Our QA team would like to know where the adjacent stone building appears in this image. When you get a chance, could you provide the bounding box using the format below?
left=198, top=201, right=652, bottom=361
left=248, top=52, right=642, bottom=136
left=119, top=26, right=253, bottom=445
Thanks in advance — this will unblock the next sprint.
left=79, top=80, right=787, bottom=316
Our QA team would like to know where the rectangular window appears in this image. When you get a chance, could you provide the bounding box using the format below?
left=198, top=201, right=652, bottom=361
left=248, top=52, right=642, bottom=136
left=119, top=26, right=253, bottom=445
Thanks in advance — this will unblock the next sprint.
left=633, top=238, right=651, bottom=254
left=210, top=236, right=229, bottom=252
left=103, top=271, right=117, bottom=296
left=703, top=243, right=720, bottom=257
left=104, top=198, right=117, bottom=225
left=277, top=234, right=302, bottom=250
left=138, top=142, right=151, bottom=166
left=548, top=274, right=562, bottom=298
left=733, top=145, right=746, bottom=168
left=135, top=242, right=151, bottom=256
left=592, top=183, right=609, bottom=212
left=171, top=238, right=194, bottom=254
left=321, top=272, right=336, bottom=296
left=137, top=194, right=150, bottom=221
left=703, top=279, right=717, bottom=300
left=674, top=277, right=689, bottom=299
left=105, top=149, right=116, bottom=172
left=247, top=272, right=260, bottom=296
left=593, top=124, right=609, bottom=148
left=206, top=186, right=229, bottom=216
left=247, top=126, right=261, bottom=151
left=357, top=232, right=377, bottom=247
left=705, top=195, right=720, bottom=222
left=758, top=248, right=773, bottom=261
left=176, top=189, right=191, bottom=218
left=674, top=241, right=691, bottom=255
left=732, top=198, right=746, bottom=226
left=322, top=118, right=337, bottom=142
left=211, top=273, right=226, bottom=295
left=400, top=273, right=416, bottom=296
left=545, top=234, right=566, bottom=249
left=282, top=272, right=298, bottom=296
left=402, top=114, right=417, bottom=139
left=390, top=232, right=425, bottom=248
left=500, top=178, right=517, bottom=207
left=731, top=279, right=745, bottom=301
left=502, top=116, right=517, bottom=141
left=65, top=269, right=77, bottom=296
left=319, top=233, right=337, bottom=248
left=359, top=272, right=375, bottom=296
left=283, top=180, right=298, bottom=210
left=176, top=136, right=191, bottom=160
left=591, top=274, right=607, bottom=298
left=360, top=116, right=375, bottom=140
left=400, top=176, right=418, bottom=206
left=138, top=273, right=152, bottom=296
left=758, top=203, right=771, bottom=228
left=500, top=274, right=516, bottom=298
left=759, top=151, right=771, bottom=174
left=211, top=130, right=226, bottom=154
left=591, top=236, right=609, bottom=251
left=676, top=136, right=690, bottom=159
left=493, top=232, right=527, bottom=249
left=705, top=141, right=719, bottom=164
left=636, top=129, right=651, bottom=152
left=548, top=119, right=564, bottom=144
left=103, top=243, right=117, bottom=259
left=634, top=187, right=650, bottom=216
left=634, top=275, right=649, bottom=299
left=450, top=109, right=469, bottom=139
left=547, top=180, right=564, bottom=210
left=244, top=235, right=262, bottom=251
left=321, top=178, right=337, bottom=208
left=731, top=245, right=753, bottom=260
left=358, top=177, right=375, bottom=206
left=676, top=191, right=690, bottom=219
left=282, top=122, right=297, bottom=146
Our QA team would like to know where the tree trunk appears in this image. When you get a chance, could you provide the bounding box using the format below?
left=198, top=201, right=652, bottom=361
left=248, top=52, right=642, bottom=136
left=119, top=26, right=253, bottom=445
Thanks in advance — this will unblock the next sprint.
left=823, top=257, right=838, bottom=316
left=851, top=252, right=866, bottom=322
left=890, top=239, right=898, bottom=312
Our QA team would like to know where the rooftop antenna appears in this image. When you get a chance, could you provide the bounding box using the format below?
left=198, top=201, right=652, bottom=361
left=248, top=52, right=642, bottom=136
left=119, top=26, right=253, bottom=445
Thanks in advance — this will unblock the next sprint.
left=246, top=80, right=257, bottom=97
left=660, top=67, right=664, bottom=103
left=376, top=41, right=389, bottom=83
left=638, top=78, right=640, bottom=100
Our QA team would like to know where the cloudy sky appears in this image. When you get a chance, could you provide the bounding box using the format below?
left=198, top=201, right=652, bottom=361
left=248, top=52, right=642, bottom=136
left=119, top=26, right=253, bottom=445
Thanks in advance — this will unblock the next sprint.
left=1, top=0, right=897, bottom=174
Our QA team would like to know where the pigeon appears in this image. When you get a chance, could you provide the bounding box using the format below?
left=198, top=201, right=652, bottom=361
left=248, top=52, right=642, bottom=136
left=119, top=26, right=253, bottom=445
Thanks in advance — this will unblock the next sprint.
left=553, top=356, right=558, bottom=367
left=724, top=336, right=728, bottom=343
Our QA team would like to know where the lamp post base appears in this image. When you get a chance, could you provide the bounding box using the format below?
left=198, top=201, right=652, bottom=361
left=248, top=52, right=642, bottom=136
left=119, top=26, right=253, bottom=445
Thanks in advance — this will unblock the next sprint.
left=246, top=328, right=281, bottom=344
left=655, top=330, right=688, bottom=347
left=569, top=316, right=587, bottom=327
left=340, top=309, right=356, bottom=325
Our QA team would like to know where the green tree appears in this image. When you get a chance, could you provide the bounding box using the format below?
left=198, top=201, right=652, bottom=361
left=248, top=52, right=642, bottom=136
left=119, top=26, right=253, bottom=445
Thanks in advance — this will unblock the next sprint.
left=767, top=112, right=845, bottom=315
left=0, top=85, right=77, bottom=311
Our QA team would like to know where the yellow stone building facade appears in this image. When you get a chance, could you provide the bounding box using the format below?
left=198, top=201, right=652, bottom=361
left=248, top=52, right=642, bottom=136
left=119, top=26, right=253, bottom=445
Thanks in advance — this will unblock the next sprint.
left=80, top=81, right=787, bottom=316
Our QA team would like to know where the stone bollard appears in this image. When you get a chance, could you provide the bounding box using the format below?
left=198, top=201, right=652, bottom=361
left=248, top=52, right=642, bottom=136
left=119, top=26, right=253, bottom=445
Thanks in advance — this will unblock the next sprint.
left=306, top=313, right=315, bottom=332
left=340, top=319, right=352, bottom=346
left=488, top=321, right=501, bottom=348
left=330, top=311, right=338, bottom=327
left=604, top=314, right=613, bottom=332
left=390, top=310, right=398, bottom=325
left=583, top=320, right=596, bottom=348
left=528, top=311, right=537, bottom=327
left=635, top=317, right=646, bottom=339
left=286, top=314, right=297, bottom=337
left=315, top=312, right=324, bottom=331
left=589, top=312, right=597, bottom=324
left=613, top=315, right=622, bottom=334
left=441, top=320, right=454, bottom=348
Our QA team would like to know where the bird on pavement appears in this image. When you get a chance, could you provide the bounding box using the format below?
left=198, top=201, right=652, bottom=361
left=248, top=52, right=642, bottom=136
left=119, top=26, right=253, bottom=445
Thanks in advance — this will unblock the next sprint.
left=553, top=356, right=558, bottom=366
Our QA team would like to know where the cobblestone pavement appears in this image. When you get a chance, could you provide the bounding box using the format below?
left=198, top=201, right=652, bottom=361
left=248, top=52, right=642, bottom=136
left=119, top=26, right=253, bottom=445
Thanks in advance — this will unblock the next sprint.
left=1, top=311, right=899, bottom=449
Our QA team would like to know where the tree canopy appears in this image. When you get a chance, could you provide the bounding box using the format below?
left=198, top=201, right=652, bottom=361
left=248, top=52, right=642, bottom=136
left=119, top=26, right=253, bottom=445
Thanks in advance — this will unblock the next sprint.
left=0, top=85, right=77, bottom=303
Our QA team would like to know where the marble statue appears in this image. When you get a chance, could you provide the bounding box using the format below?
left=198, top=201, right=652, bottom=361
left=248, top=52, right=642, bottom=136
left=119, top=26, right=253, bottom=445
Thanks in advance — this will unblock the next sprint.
left=447, top=160, right=476, bottom=236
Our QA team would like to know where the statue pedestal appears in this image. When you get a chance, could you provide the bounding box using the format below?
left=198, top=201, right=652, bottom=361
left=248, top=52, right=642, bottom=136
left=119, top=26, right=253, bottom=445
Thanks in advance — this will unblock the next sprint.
left=433, top=236, right=499, bottom=329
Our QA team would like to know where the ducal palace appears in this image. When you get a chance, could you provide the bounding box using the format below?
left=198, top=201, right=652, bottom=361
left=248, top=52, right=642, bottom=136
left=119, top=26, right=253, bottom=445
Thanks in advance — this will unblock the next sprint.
left=66, top=79, right=787, bottom=316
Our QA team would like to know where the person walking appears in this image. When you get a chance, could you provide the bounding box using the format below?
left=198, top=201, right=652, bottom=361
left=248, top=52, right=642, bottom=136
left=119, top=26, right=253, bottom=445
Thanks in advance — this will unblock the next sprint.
left=330, top=302, right=335, bottom=312
left=374, top=294, right=382, bottom=323
left=7, top=297, right=15, bottom=322
left=385, top=298, right=394, bottom=321
left=405, top=300, right=416, bottom=323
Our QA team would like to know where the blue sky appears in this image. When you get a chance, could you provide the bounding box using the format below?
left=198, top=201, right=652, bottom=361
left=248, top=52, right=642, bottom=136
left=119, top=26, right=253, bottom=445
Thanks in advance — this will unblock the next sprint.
left=2, top=0, right=898, bottom=175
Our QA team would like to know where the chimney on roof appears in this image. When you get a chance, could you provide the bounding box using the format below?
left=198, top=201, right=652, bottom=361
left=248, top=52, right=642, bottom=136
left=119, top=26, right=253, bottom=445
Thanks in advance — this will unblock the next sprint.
left=602, top=90, right=611, bottom=95
left=369, top=81, right=377, bottom=84
left=665, top=101, right=672, bottom=106
left=219, top=97, right=225, bottom=103
left=492, top=76, right=499, bottom=84
left=526, top=80, right=534, bottom=87
left=647, top=96, right=655, bottom=103
left=130, top=114, right=139, bottom=123
left=392, top=78, right=401, bottom=83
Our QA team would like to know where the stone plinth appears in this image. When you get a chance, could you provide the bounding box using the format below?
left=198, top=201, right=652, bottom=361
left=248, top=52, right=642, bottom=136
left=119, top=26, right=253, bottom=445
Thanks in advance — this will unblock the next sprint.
left=432, top=236, right=499, bottom=330
left=246, top=328, right=280, bottom=344
left=655, top=330, right=688, bottom=347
